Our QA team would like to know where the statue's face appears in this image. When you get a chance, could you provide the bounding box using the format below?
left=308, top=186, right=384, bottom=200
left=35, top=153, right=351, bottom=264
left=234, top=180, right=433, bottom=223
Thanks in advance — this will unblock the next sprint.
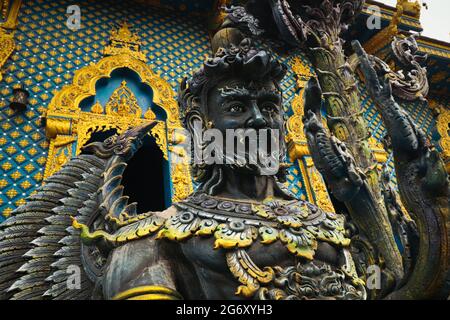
left=207, top=77, right=283, bottom=132
left=205, top=77, right=285, bottom=174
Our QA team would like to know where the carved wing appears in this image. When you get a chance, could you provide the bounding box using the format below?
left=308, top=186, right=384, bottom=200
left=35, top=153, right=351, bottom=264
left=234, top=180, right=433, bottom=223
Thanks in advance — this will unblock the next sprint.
left=0, top=122, right=156, bottom=300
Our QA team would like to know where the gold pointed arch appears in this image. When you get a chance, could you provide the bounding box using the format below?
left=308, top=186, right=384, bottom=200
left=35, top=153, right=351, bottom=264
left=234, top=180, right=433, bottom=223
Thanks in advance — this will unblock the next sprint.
left=46, top=53, right=181, bottom=129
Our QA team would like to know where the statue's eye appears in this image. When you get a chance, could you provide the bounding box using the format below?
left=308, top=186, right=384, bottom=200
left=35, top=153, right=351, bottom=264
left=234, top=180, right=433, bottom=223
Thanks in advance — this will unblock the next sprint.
left=228, top=103, right=245, bottom=113
left=261, top=103, right=278, bottom=114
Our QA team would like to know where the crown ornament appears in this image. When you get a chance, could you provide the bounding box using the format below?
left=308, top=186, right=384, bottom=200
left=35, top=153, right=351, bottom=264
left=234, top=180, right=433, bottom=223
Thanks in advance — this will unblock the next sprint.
left=103, top=21, right=147, bottom=62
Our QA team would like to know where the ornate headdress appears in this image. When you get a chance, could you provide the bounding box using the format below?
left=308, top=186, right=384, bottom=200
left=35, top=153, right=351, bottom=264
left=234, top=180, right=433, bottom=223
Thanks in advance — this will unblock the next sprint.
left=178, top=38, right=287, bottom=125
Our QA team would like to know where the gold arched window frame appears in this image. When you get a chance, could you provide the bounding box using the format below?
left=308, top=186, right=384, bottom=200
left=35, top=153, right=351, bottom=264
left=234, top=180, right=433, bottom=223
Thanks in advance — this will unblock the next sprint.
left=43, top=53, right=193, bottom=202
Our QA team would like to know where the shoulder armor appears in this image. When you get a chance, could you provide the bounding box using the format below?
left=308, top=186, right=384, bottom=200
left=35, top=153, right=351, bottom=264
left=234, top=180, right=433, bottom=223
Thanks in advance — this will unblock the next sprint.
left=75, top=194, right=350, bottom=261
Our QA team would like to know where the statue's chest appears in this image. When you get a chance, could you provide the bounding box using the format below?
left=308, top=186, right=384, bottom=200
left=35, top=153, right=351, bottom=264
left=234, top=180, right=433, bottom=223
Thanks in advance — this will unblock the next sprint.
left=104, top=194, right=363, bottom=299
left=156, top=193, right=350, bottom=263
left=180, top=235, right=296, bottom=273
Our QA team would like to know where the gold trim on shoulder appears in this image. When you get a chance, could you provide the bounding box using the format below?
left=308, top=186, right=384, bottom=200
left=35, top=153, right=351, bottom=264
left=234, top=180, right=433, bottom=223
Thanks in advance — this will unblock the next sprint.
left=112, top=285, right=182, bottom=300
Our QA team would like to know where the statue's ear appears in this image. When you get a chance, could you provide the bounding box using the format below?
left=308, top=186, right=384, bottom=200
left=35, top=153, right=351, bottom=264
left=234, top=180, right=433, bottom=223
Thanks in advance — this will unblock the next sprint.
left=185, top=109, right=205, bottom=143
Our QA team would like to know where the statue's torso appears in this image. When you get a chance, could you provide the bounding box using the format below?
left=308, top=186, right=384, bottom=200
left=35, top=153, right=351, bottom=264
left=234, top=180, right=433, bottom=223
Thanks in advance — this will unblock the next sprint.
left=105, top=193, right=366, bottom=300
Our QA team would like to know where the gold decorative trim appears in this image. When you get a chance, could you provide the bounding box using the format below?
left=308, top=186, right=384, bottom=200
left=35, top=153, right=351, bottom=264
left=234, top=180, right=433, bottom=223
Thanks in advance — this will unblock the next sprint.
left=0, top=0, right=21, bottom=30
left=171, top=162, right=193, bottom=202
left=0, top=27, right=14, bottom=82
left=112, top=285, right=182, bottom=300
left=434, top=103, right=450, bottom=172
left=362, top=1, right=421, bottom=29
left=45, top=53, right=181, bottom=128
left=363, top=0, right=404, bottom=54
left=305, top=157, right=336, bottom=213
left=416, top=39, right=450, bottom=59
left=286, top=57, right=335, bottom=212
left=103, top=22, right=147, bottom=62
left=368, top=136, right=388, bottom=165
left=43, top=135, right=76, bottom=179
left=226, top=249, right=274, bottom=298
left=298, top=158, right=314, bottom=203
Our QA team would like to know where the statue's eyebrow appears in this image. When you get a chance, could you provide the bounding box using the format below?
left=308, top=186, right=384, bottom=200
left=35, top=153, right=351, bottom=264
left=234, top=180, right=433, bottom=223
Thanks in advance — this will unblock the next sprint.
left=219, top=86, right=251, bottom=99
left=219, top=87, right=281, bottom=102
left=256, top=88, right=282, bottom=101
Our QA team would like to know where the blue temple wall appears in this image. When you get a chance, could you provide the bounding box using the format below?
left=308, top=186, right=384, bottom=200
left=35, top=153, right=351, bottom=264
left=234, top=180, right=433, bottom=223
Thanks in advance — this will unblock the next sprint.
left=358, top=84, right=440, bottom=184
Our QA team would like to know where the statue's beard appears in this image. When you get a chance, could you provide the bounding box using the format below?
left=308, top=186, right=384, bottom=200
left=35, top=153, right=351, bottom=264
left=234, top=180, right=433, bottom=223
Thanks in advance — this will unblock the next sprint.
left=209, top=131, right=285, bottom=176
left=189, top=125, right=287, bottom=194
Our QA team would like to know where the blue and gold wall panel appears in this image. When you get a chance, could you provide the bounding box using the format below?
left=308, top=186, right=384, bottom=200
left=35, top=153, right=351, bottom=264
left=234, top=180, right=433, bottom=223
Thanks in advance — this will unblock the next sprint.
left=359, top=83, right=438, bottom=184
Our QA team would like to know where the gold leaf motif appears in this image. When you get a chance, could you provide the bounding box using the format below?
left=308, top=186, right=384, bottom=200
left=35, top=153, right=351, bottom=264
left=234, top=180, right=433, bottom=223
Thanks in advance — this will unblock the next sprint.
left=73, top=214, right=165, bottom=245
left=279, top=228, right=317, bottom=260
left=214, top=222, right=258, bottom=249
left=226, top=250, right=261, bottom=298
left=103, top=21, right=147, bottom=62
left=306, top=160, right=336, bottom=213
left=310, top=215, right=351, bottom=247
left=91, top=101, right=104, bottom=114
left=253, top=204, right=273, bottom=219
left=0, top=28, right=15, bottom=82
left=195, top=219, right=219, bottom=236
left=258, top=226, right=278, bottom=244
left=144, top=108, right=156, bottom=120
left=116, top=215, right=165, bottom=242
left=157, top=212, right=201, bottom=241
left=226, top=250, right=275, bottom=298
left=171, top=163, right=193, bottom=202
left=151, top=121, right=168, bottom=160
left=435, top=105, right=450, bottom=172
left=275, top=215, right=303, bottom=228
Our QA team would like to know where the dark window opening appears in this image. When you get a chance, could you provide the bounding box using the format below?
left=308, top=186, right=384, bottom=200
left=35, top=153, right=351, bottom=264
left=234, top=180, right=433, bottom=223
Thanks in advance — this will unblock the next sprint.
left=121, top=135, right=167, bottom=212
left=83, top=129, right=168, bottom=213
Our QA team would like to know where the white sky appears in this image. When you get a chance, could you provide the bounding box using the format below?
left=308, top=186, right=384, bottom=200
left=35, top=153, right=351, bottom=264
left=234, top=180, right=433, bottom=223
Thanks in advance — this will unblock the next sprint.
left=380, top=0, right=449, bottom=42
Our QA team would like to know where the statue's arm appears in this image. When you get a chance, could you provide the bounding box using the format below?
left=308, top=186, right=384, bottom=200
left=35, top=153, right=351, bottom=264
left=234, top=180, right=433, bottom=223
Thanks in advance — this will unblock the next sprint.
left=102, top=236, right=182, bottom=300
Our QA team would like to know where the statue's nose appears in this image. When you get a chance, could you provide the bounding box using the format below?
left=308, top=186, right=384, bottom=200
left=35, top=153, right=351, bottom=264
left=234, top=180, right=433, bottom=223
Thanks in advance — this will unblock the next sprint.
left=246, top=102, right=267, bottom=129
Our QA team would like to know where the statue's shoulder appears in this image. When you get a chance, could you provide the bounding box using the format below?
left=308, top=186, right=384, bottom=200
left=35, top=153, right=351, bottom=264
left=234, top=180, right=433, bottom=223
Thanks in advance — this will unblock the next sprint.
left=252, top=198, right=350, bottom=248
left=80, top=194, right=350, bottom=261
